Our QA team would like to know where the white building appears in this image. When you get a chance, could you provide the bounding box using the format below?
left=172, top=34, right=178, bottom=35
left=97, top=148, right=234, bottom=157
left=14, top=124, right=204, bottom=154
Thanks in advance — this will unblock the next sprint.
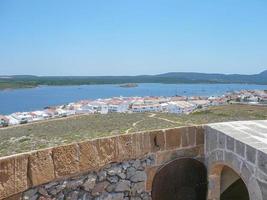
left=30, top=111, right=46, bottom=121
left=189, top=100, right=210, bottom=109
left=10, top=112, right=33, bottom=124
left=108, top=101, right=129, bottom=113
left=132, top=104, right=161, bottom=113
left=56, top=109, right=68, bottom=117
left=87, top=102, right=109, bottom=114
left=166, top=101, right=195, bottom=114
left=6, top=115, right=20, bottom=125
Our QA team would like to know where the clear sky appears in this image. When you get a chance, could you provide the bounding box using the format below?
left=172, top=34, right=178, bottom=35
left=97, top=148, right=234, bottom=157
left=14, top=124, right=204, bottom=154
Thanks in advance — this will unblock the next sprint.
left=0, top=0, right=267, bottom=76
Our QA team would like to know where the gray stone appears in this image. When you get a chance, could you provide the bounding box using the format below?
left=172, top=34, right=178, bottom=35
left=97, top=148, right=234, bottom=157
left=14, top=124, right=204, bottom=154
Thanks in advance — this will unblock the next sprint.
left=92, top=181, right=110, bottom=196
left=226, top=136, right=235, bottom=151
left=48, top=184, right=65, bottom=196
left=225, top=151, right=242, bottom=172
left=206, top=128, right=217, bottom=151
left=126, top=167, right=137, bottom=179
left=215, top=149, right=224, bottom=161
left=130, top=171, right=147, bottom=182
left=83, top=174, right=97, bottom=191
left=131, top=182, right=145, bottom=195
left=65, top=191, right=79, bottom=200
left=106, top=166, right=122, bottom=176
left=22, top=156, right=154, bottom=200
left=207, top=151, right=217, bottom=167
left=106, top=184, right=116, bottom=192
left=256, top=180, right=267, bottom=200
left=141, top=192, right=151, bottom=200
left=44, top=182, right=58, bottom=189
left=241, top=162, right=253, bottom=180
left=111, top=193, right=124, bottom=200
left=97, top=192, right=113, bottom=200
left=246, top=145, right=256, bottom=164
left=257, top=150, right=267, bottom=174
left=55, top=192, right=64, bottom=200
left=235, top=140, right=245, bottom=157
left=218, top=133, right=226, bottom=149
left=132, top=160, right=141, bottom=169
left=117, top=172, right=126, bottom=179
left=122, top=162, right=130, bottom=170
left=23, top=188, right=38, bottom=200
left=114, top=180, right=131, bottom=192
left=130, top=197, right=141, bottom=200
left=38, top=187, right=49, bottom=197
left=98, top=170, right=107, bottom=181
left=65, top=179, right=84, bottom=189
left=107, top=176, right=119, bottom=183
left=80, top=193, right=92, bottom=200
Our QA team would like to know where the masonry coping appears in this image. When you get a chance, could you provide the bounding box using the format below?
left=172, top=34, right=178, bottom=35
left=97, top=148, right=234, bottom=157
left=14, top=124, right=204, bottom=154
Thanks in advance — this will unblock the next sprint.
left=207, top=120, right=267, bottom=151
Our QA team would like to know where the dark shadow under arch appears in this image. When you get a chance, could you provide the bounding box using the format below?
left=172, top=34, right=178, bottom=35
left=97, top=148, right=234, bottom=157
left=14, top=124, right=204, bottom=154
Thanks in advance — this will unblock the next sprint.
left=152, top=158, right=207, bottom=200
left=220, top=166, right=249, bottom=200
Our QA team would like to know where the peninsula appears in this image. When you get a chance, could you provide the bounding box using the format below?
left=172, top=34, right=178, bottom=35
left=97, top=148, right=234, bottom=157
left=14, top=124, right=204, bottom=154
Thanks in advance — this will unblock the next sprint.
left=1, top=70, right=267, bottom=90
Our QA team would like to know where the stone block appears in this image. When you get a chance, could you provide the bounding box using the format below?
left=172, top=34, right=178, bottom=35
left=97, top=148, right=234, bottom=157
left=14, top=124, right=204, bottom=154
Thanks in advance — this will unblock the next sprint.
left=218, top=133, right=226, bottom=149
left=79, top=139, right=100, bottom=172
left=4, top=193, right=22, bottom=200
left=181, top=127, right=190, bottom=147
left=241, top=162, right=253, bottom=181
left=165, top=128, right=181, bottom=150
left=155, top=146, right=203, bottom=165
left=207, top=151, right=217, bottom=167
left=207, top=130, right=217, bottom=152
left=235, top=140, right=245, bottom=158
left=28, top=149, right=55, bottom=186
left=196, top=126, right=205, bottom=145
left=52, top=144, right=80, bottom=178
left=257, top=180, right=267, bottom=200
left=91, top=181, right=109, bottom=196
left=257, top=150, right=267, bottom=174
left=187, top=126, right=196, bottom=146
left=149, top=130, right=165, bottom=152
left=246, top=178, right=263, bottom=200
left=145, top=166, right=158, bottom=192
left=155, top=150, right=176, bottom=165
left=246, top=145, right=256, bottom=164
left=224, top=151, right=242, bottom=172
left=0, top=154, right=29, bottom=199
left=226, top=136, right=234, bottom=152
left=134, top=132, right=151, bottom=157
left=117, top=134, right=135, bottom=160
left=97, top=137, right=117, bottom=166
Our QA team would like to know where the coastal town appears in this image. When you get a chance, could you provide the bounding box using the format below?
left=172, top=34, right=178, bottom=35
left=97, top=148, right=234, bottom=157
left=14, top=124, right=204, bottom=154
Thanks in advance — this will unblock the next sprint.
left=0, top=90, right=267, bottom=128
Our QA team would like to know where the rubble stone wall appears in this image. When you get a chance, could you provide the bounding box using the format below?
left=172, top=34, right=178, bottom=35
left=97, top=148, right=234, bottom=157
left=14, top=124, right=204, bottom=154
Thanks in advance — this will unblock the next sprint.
left=0, top=126, right=205, bottom=200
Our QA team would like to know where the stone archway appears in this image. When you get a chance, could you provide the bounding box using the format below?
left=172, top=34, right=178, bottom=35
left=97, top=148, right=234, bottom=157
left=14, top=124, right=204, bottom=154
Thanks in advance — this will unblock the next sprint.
left=220, top=166, right=249, bottom=200
left=151, top=158, right=207, bottom=200
left=208, top=161, right=263, bottom=200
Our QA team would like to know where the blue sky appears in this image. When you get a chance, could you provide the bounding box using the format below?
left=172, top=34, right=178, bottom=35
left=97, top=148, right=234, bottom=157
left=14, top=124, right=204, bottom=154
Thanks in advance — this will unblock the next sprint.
left=0, top=0, right=267, bottom=76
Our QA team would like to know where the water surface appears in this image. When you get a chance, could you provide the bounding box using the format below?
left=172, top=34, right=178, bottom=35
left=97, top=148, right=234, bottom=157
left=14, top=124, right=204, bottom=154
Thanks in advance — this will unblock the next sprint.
left=0, top=83, right=266, bottom=114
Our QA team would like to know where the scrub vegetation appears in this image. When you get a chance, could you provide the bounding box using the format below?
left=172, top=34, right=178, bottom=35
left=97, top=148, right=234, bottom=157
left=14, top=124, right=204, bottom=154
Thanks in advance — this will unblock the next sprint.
left=0, top=104, right=266, bottom=157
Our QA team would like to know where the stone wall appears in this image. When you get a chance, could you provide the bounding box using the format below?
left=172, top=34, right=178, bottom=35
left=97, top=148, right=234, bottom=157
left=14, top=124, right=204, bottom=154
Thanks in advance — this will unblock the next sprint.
left=0, top=126, right=205, bottom=200
left=22, top=156, right=154, bottom=200
left=205, top=124, right=266, bottom=200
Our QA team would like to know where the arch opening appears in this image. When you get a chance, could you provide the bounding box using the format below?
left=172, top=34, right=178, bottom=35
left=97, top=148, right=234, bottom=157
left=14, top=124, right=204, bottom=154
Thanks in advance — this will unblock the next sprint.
left=151, top=158, right=207, bottom=200
left=220, top=166, right=249, bottom=200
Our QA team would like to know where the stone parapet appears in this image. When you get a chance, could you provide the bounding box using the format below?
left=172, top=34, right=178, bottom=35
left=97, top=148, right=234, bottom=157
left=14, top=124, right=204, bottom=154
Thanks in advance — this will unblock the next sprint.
left=0, top=126, right=205, bottom=200
left=205, top=121, right=267, bottom=200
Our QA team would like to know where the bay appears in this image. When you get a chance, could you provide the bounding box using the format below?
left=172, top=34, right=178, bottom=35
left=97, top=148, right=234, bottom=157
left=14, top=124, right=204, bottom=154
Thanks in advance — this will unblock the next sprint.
left=0, top=83, right=267, bottom=115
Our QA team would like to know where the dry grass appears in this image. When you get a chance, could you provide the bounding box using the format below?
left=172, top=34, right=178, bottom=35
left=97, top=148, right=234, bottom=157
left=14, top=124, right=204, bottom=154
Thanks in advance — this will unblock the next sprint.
left=0, top=104, right=266, bottom=157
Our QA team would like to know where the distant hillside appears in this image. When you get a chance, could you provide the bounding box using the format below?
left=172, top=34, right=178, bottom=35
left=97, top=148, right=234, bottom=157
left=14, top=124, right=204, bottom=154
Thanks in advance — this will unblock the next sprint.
left=0, top=70, right=267, bottom=89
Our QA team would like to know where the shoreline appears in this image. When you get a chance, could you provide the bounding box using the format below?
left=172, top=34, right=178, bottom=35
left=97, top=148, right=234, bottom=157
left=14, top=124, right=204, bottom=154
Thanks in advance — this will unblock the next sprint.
left=1, top=82, right=267, bottom=91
